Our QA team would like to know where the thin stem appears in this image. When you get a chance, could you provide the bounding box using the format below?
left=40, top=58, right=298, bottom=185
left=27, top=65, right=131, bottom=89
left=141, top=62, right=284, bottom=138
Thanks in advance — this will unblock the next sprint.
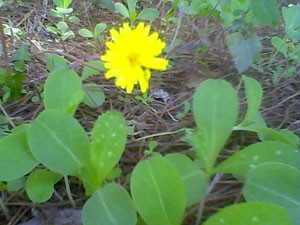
left=0, top=104, right=15, bottom=128
left=195, top=173, right=223, bottom=225
left=135, top=128, right=186, bottom=141
left=64, top=176, right=76, bottom=207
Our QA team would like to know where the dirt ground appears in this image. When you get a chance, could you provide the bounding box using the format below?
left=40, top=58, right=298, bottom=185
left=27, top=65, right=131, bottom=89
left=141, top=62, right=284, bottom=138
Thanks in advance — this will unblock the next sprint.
left=0, top=1, right=299, bottom=224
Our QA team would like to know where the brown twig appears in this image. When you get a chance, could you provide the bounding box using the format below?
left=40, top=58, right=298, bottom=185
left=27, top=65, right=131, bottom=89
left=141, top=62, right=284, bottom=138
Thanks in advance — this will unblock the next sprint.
left=0, top=16, right=12, bottom=76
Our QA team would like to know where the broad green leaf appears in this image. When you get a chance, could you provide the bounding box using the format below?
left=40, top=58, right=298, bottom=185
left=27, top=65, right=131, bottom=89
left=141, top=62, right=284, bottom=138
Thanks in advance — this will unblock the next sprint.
left=243, top=162, right=299, bottom=225
left=136, top=8, right=159, bottom=21
left=46, top=54, right=68, bottom=72
left=227, top=33, right=261, bottom=73
left=78, top=28, right=93, bottom=38
left=6, top=177, right=25, bottom=192
left=115, top=3, right=130, bottom=18
left=250, top=0, right=279, bottom=26
left=25, top=169, right=62, bottom=203
left=282, top=4, right=300, bottom=40
left=192, top=79, right=238, bottom=174
left=83, top=183, right=137, bottom=225
left=0, top=132, right=38, bottom=181
left=239, top=75, right=262, bottom=127
left=81, top=60, right=105, bottom=80
left=15, top=44, right=29, bottom=61
left=28, top=110, right=90, bottom=176
left=14, top=60, right=25, bottom=72
left=213, top=141, right=299, bottom=179
left=83, top=83, right=105, bottom=108
left=90, top=111, right=127, bottom=184
left=131, top=155, right=186, bottom=225
left=44, top=69, right=84, bottom=114
left=68, top=15, right=80, bottom=24
left=165, top=153, right=208, bottom=207
left=203, top=202, right=291, bottom=225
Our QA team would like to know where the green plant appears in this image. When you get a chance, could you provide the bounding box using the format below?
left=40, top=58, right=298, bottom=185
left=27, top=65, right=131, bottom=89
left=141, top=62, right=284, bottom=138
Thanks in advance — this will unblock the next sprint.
left=114, top=0, right=160, bottom=24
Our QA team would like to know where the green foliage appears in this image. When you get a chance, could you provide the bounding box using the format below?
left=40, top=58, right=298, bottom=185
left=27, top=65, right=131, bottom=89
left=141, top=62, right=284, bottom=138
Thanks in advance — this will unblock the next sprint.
left=192, top=79, right=238, bottom=174
left=203, top=202, right=291, bottom=225
left=226, top=33, right=261, bottom=73
left=0, top=132, right=38, bottom=181
left=213, top=141, right=299, bottom=178
left=131, top=154, right=186, bottom=225
left=114, top=0, right=159, bottom=24
left=28, top=110, right=90, bottom=176
left=83, top=183, right=137, bottom=225
left=243, top=162, right=299, bottom=224
left=250, top=0, right=280, bottom=26
left=165, top=153, right=208, bottom=207
left=282, top=4, right=300, bottom=41
left=25, top=169, right=62, bottom=203
left=82, top=83, right=105, bottom=108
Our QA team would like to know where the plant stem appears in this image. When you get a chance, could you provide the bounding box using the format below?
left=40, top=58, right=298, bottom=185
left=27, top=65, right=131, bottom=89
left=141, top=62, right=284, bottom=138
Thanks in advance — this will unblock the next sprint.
left=195, top=173, right=223, bottom=225
left=135, top=128, right=186, bottom=141
left=64, top=176, right=76, bottom=207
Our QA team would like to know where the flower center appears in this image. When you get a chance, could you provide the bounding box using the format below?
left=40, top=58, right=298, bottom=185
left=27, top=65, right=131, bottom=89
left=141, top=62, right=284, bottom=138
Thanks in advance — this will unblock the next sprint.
left=128, top=52, right=140, bottom=67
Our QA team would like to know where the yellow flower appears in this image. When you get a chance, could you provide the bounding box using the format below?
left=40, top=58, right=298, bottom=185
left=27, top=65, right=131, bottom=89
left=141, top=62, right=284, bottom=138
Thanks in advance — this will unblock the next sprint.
left=101, top=22, right=168, bottom=93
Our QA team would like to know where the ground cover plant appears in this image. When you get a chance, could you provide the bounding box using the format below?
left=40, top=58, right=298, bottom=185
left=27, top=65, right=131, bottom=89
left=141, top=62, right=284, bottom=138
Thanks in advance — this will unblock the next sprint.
left=0, top=0, right=299, bottom=224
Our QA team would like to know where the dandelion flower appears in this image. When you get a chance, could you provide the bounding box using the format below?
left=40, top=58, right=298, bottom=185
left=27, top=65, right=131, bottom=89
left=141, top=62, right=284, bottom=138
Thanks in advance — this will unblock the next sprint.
left=101, top=22, right=168, bottom=93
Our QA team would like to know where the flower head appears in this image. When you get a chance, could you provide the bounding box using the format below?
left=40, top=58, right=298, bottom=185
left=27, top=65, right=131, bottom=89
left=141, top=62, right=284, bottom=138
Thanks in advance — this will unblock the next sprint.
left=101, top=22, right=168, bottom=93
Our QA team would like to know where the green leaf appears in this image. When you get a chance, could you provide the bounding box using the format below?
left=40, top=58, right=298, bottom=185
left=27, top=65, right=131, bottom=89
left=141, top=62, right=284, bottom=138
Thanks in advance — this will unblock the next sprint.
left=6, top=177, right=25, bottom=192
left=15, top=44, right=29, bottom=61
left=83, top=183, right=137, bottom=225
left=57, top=21, right=69, bottom=33
left=90, top=111, right=127, bottom=184
left=192, top=79, right=238, bottom=174
left=213, top=141, right=299, bottom=179
left=94, top=23, right=107, bottom=40
left=68, top=15, right=81, bottom=24
left=115, top=3, right=130, bottom=18
left=83, top=83, right=105, bottom=108
left=271, top=36, right=289, bottom=58
left=250, top=0, right=279, bottom=26
left=258, top=128, right=299, bottom=149
left=0, top=132, right=38, bottom=181
left=165, top=153, right=208, bottom=207
left=131, top=155, right=186, bottom=225
left=53, top=0, right=73, bottom=8
left=282, top=4, right=300, bottom=40
left=25, top=169, right=62, bottom=203
left=81, top=60, right=105, bottom=80
left=243, top=162, right=299, bottom=225
left=4, top=71, right=25, bottom=101
left=46, top=54, right=68, bottom=72
left=238, top=75, right=262, bottom=127
left=127, top=0, right=137, bottom=14
left=78, top=28, right=94, bottom=38
left=203, top=202, right=291, bottom=225
left=136, top=8, right=159, bottom=21
left=28, top=110, right=90, bottom=176
left=227, top=33, right=261, bottom=73
left=43, top=69, right=84, bottom=114
left=14, top=60, right=26, bottom=72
